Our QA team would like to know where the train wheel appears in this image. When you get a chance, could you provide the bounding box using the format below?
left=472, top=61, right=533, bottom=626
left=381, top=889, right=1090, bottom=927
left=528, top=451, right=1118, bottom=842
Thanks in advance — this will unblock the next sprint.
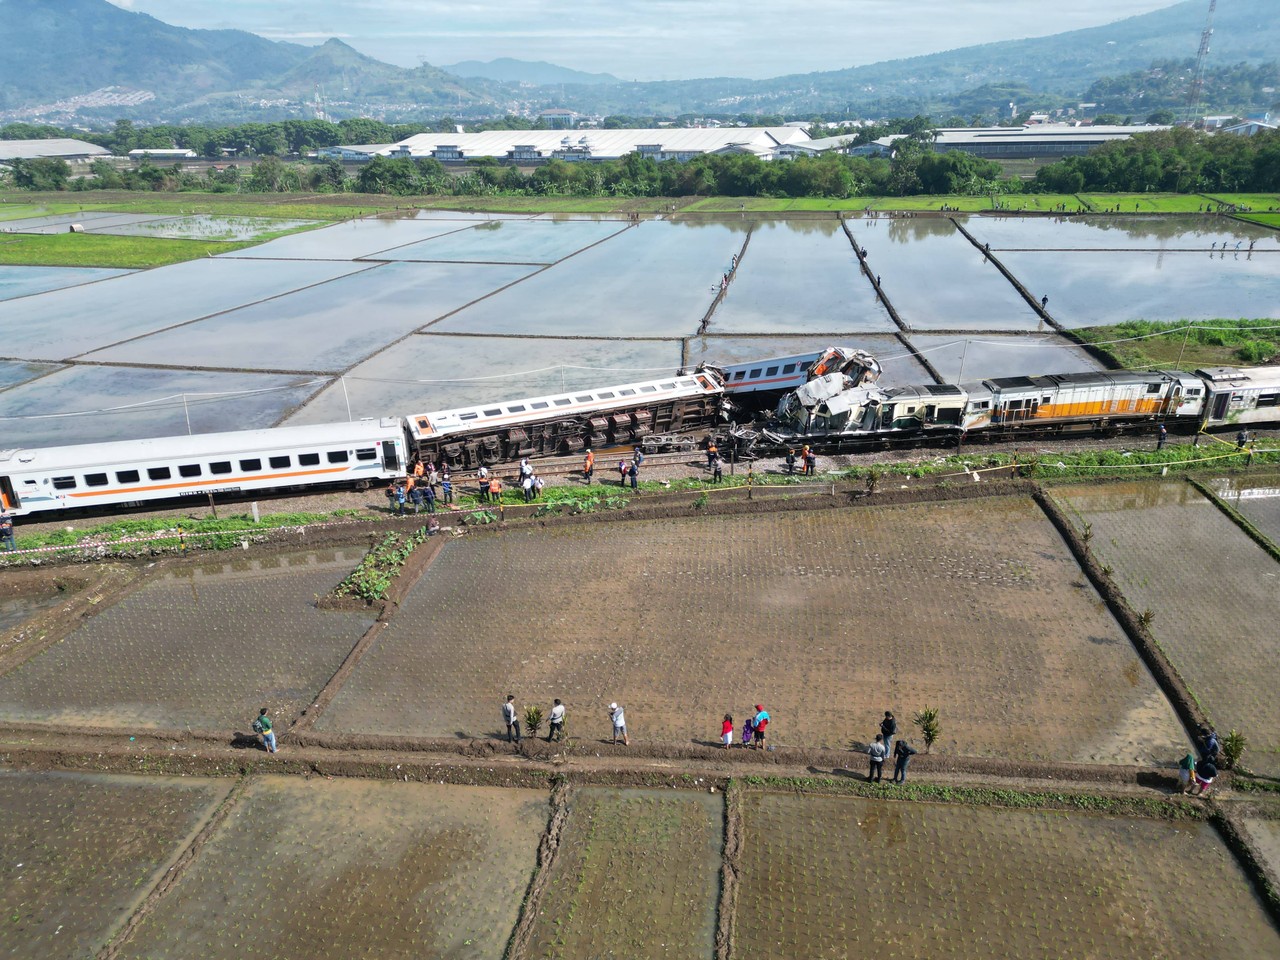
left=355, top=480, right=370, bottom=491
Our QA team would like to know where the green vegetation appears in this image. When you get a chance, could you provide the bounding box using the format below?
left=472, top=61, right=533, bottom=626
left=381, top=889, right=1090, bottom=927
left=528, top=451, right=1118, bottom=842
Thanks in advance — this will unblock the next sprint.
left=739, top=778, right=1205, bottom=821
left=7, top=509, right=367, bottom=555
left=0, top=232, right=258, bottom=268
left=1078, top=193, right=1219, bottom=213
left=332, top=528, right=430, bottom=602
left=523, top=705, right=544, bottom=738
left=1223, top=729, right=1248, bottom=771
left=912, top=705, right=941, bottom=752
left=1074, top=319, right=1280, bottom=369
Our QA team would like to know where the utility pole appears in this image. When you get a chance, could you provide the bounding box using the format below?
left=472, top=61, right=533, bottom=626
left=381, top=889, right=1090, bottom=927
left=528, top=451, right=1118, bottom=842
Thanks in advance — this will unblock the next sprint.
left=1185, top=0, right=1217, bottom=125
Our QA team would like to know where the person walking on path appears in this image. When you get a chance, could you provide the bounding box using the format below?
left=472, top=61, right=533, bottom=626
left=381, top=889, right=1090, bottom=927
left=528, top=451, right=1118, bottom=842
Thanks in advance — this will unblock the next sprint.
left=880, top=711, right=897, bottom=754
left=1193, top=757, right=1217, bottom=796
left=583, top=448, right=595, bottom=484
left=1200, top=725, right=1220, bottom=761
left=751, top=705, right=770, bottom=750
left=867, top=734, right=887, bottom=782
left=891, top=739, right=917, bottom=783
left=0, top=511, right=14, bottom=552
left=1236, top=429, right=1249, bottom=450
left=1177, top=750, right=1196, bottom=794
left=252, top=708, right=277, bottom=754
left=548, top=699, right=566, bottom=742
left=721, top=713, right=734, bottom=748
left=1157, top=423, right=1167, bottom=450
left=628, top=458, right=639, bottom=491
left=609, top=702, right=629, bottom=745
left=503, top=695, right=521, bottom=743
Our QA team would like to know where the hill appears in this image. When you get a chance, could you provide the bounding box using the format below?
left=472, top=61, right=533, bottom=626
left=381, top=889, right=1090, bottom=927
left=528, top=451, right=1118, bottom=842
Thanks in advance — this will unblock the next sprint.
left=443, top=58, right=619, bottom=86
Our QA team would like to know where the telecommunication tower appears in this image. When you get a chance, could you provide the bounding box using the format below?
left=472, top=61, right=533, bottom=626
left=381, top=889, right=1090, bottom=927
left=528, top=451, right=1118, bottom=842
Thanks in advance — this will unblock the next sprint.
left=1185, top=0, right=1217, bottom=123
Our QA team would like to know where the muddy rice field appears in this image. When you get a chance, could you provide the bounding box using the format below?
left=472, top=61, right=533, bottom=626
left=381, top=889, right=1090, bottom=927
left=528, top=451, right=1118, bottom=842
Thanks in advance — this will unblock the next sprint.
left=3, top=477, right=1280, bottom=957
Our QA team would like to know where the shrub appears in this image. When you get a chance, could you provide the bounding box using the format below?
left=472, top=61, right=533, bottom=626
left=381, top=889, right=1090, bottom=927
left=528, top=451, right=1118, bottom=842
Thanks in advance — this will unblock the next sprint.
left=1222, top=729, right=1247, bottom=770
left=912, top=705, right=941, bottom=753
left=524, top=705, right=544, bottom=738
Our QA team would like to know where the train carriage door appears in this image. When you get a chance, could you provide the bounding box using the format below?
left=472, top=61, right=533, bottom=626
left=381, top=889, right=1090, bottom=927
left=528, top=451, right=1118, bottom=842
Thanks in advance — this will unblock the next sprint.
left=1211, top=392, right=1231, bottom=421
left=0, top=476, right=18, bottom=511
left=382, top=441, right=401, bottom=473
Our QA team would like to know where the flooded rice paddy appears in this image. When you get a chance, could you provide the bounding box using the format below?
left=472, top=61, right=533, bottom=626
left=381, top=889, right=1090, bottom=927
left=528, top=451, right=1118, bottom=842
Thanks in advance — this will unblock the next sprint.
left=0, top=548, right=371, bottom=730
left=1, top=210, right=1275, bottom=448
left=316, top=501, right=1189, bottom=764
left=1054, top=480, right=1280, bottom=775
left=1206, top=475, right=1280, bottom=546
left=736, top=792, right=1280, bottom=960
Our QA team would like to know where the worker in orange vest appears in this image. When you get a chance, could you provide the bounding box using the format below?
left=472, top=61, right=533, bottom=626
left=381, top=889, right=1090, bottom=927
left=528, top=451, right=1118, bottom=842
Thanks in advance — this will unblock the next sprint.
left=583, top=448, right=595, bottom=484
left=413, top=460, right=424, bottom=479
left=490, top=476, right=504, bottom=501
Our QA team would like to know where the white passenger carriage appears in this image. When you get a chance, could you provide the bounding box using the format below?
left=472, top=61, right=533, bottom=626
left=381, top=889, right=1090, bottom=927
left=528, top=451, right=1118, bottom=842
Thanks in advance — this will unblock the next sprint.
left=1198, top=366, right=1280, bottom=426
left=406, top=371, right=724, bottom=467
left=0, top=420, right=407, bottom=517
left=717, top=347, right=881, bottom=407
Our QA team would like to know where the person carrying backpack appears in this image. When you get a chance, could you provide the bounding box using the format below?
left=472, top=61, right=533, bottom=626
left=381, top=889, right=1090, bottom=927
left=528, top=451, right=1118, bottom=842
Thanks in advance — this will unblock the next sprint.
left=252, top=708, right=277, bottom=753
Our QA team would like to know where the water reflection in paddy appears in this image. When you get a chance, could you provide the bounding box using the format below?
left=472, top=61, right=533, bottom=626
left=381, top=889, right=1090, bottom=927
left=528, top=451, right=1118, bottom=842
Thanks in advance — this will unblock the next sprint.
left=998, top=250, right=1280, bottom=328
left=709, top=220, right=895, bottom=334
left=0, top=265, right=131, bottom=302
left=908, top=333, right=1103, bottom=383
left=845, top=218, right=1042, bottom=331
left=285, top=333, right=683, bottom=424
left=961, top=214, right=1280, bottom=251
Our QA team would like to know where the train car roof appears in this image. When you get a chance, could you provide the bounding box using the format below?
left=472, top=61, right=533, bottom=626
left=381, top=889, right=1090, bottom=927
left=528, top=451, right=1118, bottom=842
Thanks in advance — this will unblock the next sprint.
left=0, top=418, right=403, bottom=472
left=985, top=370, right=1176, bottom=392
left=1196, top=365, right=1280, bottom=385
left=407, top=372, right=721, bottom=442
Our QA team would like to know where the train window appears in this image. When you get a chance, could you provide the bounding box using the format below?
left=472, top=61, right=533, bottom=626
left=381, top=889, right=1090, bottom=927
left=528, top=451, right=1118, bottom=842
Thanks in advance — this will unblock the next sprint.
left=269, top=455, right=291, bottom=469
left=355, top=449, right=376, bottom=461
left=766, top=367, right=779, bottom=377
left=732, top=372, right=745, bottom=381
left=1187, top=388, right=1202, bottom=396
left=459, top=412, right=478, bottom=421
left=749, top=369, right=761, bottom=378
left=298, top=453, right=319, bottom=466
left=575, top=396, right=593, bottom=403
left=179, top=464, right=202, bottom=478
left=531, top=401, right=550, bottom=410
left=1258, top=394, right=1279, bottom=408
left=598, top=392, right=615, bottom=400
left=483, top=409, right=502, bottom=416
left=619, top=389, right=636, bottom=397
left=508, top=405, right=526, bottom=413
left=553, top=398, right=572, bottom=406
left=1042, top=396, right=1051, bottom=404
left=326, top=451, right=349, bottom=464
left=147, top=467, right=172, bottom=481
left=85, top=473, right=109, bottom=487
left=239, top=459, right=263, bottom=472
left=640, top=385, right=657, bottom=393
left=1146, top=384, right=1162, bottom=394
left=209, top=462, right=232, bottom=475
left=52, top=476, right=77, bottom=490
left=782, top=364, right=796, bottom=374
left=660, top=383, right=676, bottom=390
left=116, top=469, right=140, bottom=484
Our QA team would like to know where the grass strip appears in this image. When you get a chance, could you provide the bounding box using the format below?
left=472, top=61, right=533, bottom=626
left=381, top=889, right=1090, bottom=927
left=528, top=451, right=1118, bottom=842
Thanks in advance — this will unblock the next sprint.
left=738, top=774, right=1206, bottom=821
left=331, top=527, right=431, bottom=602
left=1187, top=476, right=1280, bottom=566
left=0, top=232, right=257, bottom=268
left=1074, top=318, right=1280, bottom=369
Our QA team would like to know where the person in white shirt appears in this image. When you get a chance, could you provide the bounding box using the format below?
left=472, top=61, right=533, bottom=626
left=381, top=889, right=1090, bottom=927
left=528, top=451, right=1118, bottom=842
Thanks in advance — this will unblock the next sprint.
left=609, top=702, right=629, bottom=745
left=502, top=694, right=521, bottom=743
left=548, top=698, right=566, bottom=742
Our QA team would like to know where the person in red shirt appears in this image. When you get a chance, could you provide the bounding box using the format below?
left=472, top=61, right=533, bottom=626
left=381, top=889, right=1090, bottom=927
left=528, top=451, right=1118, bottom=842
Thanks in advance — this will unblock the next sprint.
left=721, top=714, right=734, bottom=748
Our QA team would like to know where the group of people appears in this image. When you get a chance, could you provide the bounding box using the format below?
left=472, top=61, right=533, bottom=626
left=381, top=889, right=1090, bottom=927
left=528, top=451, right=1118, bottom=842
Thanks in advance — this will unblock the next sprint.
left=386, top=459, right=453, bottom=516
left=582, top=446, right=644, bottom=490
left=720, top=705, right=771, bottom=749
left=864, top=711, right=918, bottom=783
left=783, top=445, right=818, bottom=476
left=1178, top=724, right=1223, bottom=796
left=502, top=694, right=569, bottom=744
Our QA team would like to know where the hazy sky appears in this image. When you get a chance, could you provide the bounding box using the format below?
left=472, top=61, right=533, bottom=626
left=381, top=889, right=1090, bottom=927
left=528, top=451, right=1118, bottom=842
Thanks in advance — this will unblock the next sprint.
left=106, top=0, right=1181, bottom=80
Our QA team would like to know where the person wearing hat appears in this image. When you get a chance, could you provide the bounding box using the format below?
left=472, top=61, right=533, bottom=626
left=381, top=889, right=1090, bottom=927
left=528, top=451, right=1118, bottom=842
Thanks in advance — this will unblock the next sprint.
left=752, top=704, right=770, bottom=749
left=0, top=511, right=14, bottom=552
left=609, top=702, right=628, bottom=745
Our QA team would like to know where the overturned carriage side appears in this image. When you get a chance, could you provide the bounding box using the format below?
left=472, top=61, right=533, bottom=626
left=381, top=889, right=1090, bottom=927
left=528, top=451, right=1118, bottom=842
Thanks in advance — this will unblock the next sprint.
left=405, top=371, right=726, bottom=469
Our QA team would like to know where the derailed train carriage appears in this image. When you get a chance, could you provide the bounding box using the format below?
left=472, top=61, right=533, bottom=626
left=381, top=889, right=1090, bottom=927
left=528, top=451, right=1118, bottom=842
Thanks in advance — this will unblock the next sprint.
left=737, top=364, right=1280, bottom=453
